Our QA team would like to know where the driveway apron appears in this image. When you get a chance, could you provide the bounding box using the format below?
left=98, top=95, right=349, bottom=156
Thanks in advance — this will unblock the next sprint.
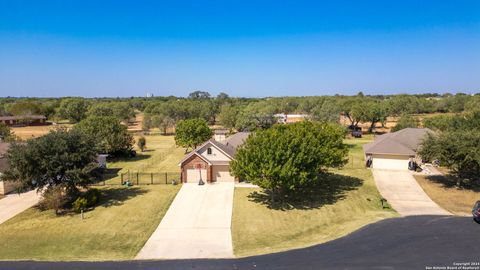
left=372, top=169, right=451, bottom=216
left=135, top=182, right=234, bottom=259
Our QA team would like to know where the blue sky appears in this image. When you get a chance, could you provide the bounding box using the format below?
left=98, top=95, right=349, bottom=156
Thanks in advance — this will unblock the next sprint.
left=0, top=0, right=479, bottom=97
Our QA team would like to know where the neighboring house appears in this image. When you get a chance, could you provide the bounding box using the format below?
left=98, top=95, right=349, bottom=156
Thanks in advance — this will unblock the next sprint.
left=179, top=132, right=250, bottom=183
left=274, top=114, right=310, bottom=124
left=0, top=143, right=15, bottom=195
left=0, top=115, right=47, bottom=126
left=363, top=128, right=433, bottom=170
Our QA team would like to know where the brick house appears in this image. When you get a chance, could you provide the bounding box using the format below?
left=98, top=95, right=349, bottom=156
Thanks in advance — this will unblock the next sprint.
left=179, top=132, right=250, bottom=183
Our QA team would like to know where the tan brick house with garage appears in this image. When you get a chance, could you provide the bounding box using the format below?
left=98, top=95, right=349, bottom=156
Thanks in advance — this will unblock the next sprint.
left=179, top=132, right=250, bottom=183
left=363, top=128, right=433, bottom=170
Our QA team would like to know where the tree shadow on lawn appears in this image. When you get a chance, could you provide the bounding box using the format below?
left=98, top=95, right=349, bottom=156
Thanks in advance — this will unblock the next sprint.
left=247, top=173, right=363, bottom=211
left=424, top=174, right=480, bottom=192
left=99, top=187, right=148, bottom=208
left=108, top=153, right=151, bottom=163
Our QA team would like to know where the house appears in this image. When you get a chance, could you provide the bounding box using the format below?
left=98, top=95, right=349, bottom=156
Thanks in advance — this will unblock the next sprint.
left=0, top=115, right=47, bottom=126
left=0, top=143, right=16, bottom=195
left=179, top=132, right=250, bottom=183
left=274, top=114, right=309, bottom=124
left=363, top=128, right=433, bottom=170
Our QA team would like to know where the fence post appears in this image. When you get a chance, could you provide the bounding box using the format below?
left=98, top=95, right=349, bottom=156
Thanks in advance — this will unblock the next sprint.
left=151, top=173, right=153, bottom=185
left=137, top=172, right=139, bottom=185
left=121, top=173, right=123, bottom=185
left=165, top=172, right=168, bottom=184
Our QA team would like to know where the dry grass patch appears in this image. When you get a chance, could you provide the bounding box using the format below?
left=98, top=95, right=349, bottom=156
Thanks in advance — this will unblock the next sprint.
left=414, top=174, right=480, bottom=216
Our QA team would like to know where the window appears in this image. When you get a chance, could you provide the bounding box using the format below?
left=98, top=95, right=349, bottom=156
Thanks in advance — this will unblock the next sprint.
left=207, top=147, right=212, bottom=155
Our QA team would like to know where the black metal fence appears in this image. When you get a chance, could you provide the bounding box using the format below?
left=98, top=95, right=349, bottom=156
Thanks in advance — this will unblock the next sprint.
left=92, top=171, right=181, bottom=186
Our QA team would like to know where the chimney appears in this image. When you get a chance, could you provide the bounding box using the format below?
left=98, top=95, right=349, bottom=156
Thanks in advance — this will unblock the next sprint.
left=213, top=129, right=228, bottom=142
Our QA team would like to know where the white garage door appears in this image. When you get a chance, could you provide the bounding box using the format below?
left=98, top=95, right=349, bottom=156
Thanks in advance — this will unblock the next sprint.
left=372, top=155, right=410, bottom=170
left=186, top=169, right=207, bottom=183
left=212, top=165, right=235, bottom=182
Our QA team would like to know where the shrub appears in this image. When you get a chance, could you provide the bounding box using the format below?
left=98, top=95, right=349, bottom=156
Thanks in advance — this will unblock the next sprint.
left=39, top=186, right=67, bottom=215
left=84, top=188, right=101, bottom=207
left=72, top=197, right=88, bottom=213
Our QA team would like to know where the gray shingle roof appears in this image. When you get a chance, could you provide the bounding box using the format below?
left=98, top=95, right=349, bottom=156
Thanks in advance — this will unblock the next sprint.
left=363, top=128, right=433, bottom=156
left=178, top=132, right=251, bottom=165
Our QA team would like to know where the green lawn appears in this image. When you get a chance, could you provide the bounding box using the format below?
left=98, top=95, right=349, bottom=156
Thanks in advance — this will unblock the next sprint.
left=0, top=134, right=186, bottom=261
left=0, top=185, right=180, bottom=261
left=232, top=134, right=398, bottom=257
left=103, top=135, right=186, bottom=184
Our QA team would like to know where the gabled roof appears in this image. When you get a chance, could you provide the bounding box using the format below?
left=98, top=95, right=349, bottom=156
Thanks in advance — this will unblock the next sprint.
left=178, top=132, right=250, bottom=166
left=363, top=128, right=433, bottom=156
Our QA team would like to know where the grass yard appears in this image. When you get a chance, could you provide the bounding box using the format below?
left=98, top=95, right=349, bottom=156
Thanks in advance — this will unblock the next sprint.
left=103, top=135, right=186, bottom=184
left=232, top=134, right=398, bottom=257
left=0, top=185, right=180, bottom=261
left=11, top=124, right=72, bottom=140
left=414, top=174, right=480, bottom=216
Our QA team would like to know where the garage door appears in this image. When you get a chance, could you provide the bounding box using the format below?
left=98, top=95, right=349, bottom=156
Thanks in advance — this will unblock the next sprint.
left=372, top=156, right=410, bottom=170
left=186, top=169, right=207, bottom=183
left=212, top=165, right=235, bottom=182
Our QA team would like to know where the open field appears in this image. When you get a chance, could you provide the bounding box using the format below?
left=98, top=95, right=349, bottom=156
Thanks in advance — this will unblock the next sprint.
left=414, top=174, right=480, bottom=216
left=11, top=124, right=72, bottom=140
left=0, top=185, right=180, bottom=261
left=232, top=135, right=398, bottom=257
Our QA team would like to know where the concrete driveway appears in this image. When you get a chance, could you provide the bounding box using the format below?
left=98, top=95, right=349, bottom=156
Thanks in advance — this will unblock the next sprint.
left=372, top=169, right=450, bottom=216
left=0, top=190, right=42, bottom=225
left=136, top=183, right=234, bottom=259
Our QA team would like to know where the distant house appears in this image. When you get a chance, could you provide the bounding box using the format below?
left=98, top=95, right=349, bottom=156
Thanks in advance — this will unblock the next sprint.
left=0, top=143, right=16, bottom=195
left=179, top=132, right=250, bottom=183
left=0, top=115, right=47, bottom=127
left=363, top=128, right=433, bottom=170
left=274, top=113, right=310, bottom=124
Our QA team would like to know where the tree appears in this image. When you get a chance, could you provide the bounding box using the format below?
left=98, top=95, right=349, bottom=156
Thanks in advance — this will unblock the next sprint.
left=188, top=91, right=211, bottom=99
left=217, top=92, right=230, bottom=100
left=0, top=123, right=15, bottom=142
left=311, top=99, right=341, bottom=123
left=0, top=129, right=98, bottom=198
left=391, top=114, right=420, bottom=132
left=218, top=104, right=240, bottom=129
left=87, top=102, right=135, bottom=122
left=235, top=101, right=277, bottom=131
left=57, top=98, right=89, bottom=123
left=7, top=100, right=44, bottom=116
left=75, top=116, right=133, bottom=156
left=352, top=99, right=388, bottom=133
left=137, top=136, right=146, bottom=152
left=175, top=118, right=212, bottom=151
left=230, top=121, right=348, bottom=202
left=419, top=131, right=480, bottom=187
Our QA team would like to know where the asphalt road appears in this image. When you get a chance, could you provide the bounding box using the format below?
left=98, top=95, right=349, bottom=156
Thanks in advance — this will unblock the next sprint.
left=1, top=215, right=479, bottom=270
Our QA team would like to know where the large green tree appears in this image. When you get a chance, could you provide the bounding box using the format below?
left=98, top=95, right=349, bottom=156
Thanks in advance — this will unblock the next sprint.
left=230, top=121, right=348, bottom=201
left=57, top=98, right=89, bottom=123
left=175, top=118, right=212, bottom=151
left=391, top=114, right=420, bottom=132
left=75, top=116, right=133, bottom=156
left=419, top=130, right=480, bottom=187
left=0, top=129, right=98, bottom=197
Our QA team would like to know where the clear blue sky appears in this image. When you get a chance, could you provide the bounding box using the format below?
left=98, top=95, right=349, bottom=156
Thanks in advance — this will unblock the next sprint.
left=0, top=0, right=479, bottom=97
